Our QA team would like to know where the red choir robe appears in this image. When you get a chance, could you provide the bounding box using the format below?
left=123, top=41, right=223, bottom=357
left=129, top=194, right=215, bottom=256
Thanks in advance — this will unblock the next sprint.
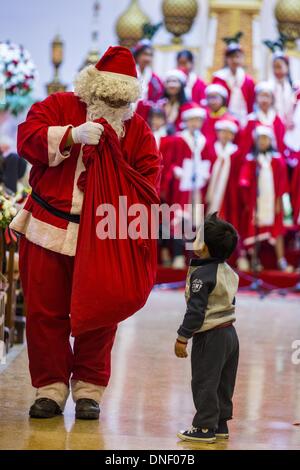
left=184, top=71, right=206, bottom=104
left=241, top=109, right=286, bottom=156
left=212, top=67, right=255, bottom=122
left=153, top=128, right=177, bottom=203
left=290, top=153, right=300, bottom=227
left=164, top=130, right=211, bottom=227
left=239, top=151, right=289, bottom=246
left=205, top=141, right=243, bottom=230
left=135, top=67, right=164, bottom=121
left=202, top=108, right=240, bottom=145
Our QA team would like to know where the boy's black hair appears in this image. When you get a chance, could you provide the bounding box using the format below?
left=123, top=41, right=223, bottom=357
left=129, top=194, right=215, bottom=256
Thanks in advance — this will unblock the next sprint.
left=204, top=212, right=238, bottom=261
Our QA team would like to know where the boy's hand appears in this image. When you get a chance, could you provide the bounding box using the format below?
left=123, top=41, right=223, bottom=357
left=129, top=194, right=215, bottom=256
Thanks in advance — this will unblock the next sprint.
left=175, top=339, right=188, bottom=358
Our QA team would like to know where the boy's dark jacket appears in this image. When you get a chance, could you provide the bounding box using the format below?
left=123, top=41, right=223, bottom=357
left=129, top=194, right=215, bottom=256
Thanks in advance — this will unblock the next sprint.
left=177, top=258, right=239, bottom=340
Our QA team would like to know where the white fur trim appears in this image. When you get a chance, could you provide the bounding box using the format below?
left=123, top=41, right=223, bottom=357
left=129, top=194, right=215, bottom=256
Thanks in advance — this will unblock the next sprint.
left=164, top=69, right=187, bottom=85
left=71, top=380, right=106, bottom=404
left=70, top=147, right=85, bottom=215
left=182, top=107, right=206, bottom=121
left=255, top=125, right=274, bottom=139
left=74, top=65, right=141, bottom=106
left=215, top=120, right=238, bottom=134
left=36, top=382, right=70, bottom=410
left=255, top=81, right=275, bottom=95
left=205, top=84, right=228, bottom=99
left=10, top=209, right=79, bottom=256
left=48, top=125, right=73, bottom=167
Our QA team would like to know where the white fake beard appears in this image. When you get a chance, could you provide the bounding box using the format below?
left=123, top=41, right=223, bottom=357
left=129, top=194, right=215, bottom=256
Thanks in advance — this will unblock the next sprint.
left=87, top=98, right=134, bottom=138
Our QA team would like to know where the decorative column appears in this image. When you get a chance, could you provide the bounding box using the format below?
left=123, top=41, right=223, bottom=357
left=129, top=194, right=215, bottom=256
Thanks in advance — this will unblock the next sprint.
left=206, top=0, right=263, bottom=79
left=46, top=35, right=67, bottom=95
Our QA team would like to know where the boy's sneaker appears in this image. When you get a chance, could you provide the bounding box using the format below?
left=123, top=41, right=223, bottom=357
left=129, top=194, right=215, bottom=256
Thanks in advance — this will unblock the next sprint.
left=177, top=426, right=216, bottom=443
left=215, top=420, right=229, bottom=439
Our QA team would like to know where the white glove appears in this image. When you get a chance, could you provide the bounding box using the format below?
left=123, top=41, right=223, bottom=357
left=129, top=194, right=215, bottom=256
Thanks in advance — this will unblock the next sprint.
left=174, top=166, right=184, bottom=179
left=71, top=122, right=104, bottom=145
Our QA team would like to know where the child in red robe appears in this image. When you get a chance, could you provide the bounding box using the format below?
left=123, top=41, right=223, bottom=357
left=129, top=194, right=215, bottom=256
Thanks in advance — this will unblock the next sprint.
left=239, top=125, right=292, bottom=272
left=202, top=84, right=240, bottom=145
left=165, top=103, right=211, bottom=268
left=176, top=50, right=206, bottom=105
left=205, top=119, right=242, bottom=232
left=242, top=81, right=286, bottom=156
left=133, top=39, right=164, bottom=121
left=212, top=32, right=255, bottom=125
left=161, top=69, right=191, bottom=133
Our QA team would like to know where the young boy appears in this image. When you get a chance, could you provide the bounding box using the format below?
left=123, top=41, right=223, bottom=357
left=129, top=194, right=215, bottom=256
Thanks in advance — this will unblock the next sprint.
left=175, top=212, right=239, bottom=443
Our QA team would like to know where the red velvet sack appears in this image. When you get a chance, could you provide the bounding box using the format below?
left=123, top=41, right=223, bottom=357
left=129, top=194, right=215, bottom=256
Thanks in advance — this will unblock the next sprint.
left=71, top=119, right=160, bottom=336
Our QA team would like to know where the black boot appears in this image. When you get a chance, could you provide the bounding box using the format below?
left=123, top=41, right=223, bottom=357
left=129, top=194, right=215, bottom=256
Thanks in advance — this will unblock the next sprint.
left=75, top=398, right=100, bottom=420
left=29, top=398, right=62, bottom=419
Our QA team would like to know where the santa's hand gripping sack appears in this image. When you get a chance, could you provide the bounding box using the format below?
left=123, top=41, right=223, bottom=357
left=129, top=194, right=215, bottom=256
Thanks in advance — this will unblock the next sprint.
left=10, top=46, right=162, bottom=420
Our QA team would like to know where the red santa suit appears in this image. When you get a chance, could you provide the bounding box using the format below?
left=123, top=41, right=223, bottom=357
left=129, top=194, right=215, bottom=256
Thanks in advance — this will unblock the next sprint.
left=239, top=148, right=289, bottom=246
left=205, top=121, right=243, bottom=230
left=241, top=108, right=286, bottom=156
left=212, top=67, right=255, bottom=124
left=10, top=47, right=161, bottom=405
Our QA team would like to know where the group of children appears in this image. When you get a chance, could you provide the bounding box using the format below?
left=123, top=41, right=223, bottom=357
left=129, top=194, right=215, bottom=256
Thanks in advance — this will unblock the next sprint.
left=132, top=33, right=300, bottom=272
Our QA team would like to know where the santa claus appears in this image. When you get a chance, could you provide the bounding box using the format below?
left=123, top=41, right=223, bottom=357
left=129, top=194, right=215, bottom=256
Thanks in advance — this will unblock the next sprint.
left=10, top=46, right=161, bottom=419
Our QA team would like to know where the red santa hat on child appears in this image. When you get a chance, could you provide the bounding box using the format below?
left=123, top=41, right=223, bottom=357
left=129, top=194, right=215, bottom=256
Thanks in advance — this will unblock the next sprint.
left=181, top=102, right=207, bottom=121
left=215, top=118, right=238, bottom=134
left=74, top=46, right=141, bottom=105
left=205, top=84, right=228, bottom=99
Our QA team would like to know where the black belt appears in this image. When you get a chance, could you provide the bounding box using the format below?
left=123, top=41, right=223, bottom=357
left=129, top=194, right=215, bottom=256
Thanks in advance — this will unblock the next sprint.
left=31, top=191, right=80, bottom=224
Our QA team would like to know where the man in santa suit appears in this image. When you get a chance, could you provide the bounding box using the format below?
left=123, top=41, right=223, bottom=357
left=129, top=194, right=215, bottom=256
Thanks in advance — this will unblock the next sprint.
left=239, top=125, right=291, bottom=272
left=133, top=39, right=164, bottom=121
left=212, top=32, right=255, bottom=125
left=10, top=46, right=161, bottom=419
left=205, top=119, right=242, bottom=233
left=176, top=50, right=206, bottom=105
left=164, top=103, right=211, bottom=268
left=241, top=81, right=286, bottom=156
left=202, top=84, right=240, bottom=145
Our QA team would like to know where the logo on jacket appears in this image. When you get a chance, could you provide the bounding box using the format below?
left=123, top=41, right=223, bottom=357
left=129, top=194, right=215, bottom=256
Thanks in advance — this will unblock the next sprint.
left=191, top=278, right=203, bottom=293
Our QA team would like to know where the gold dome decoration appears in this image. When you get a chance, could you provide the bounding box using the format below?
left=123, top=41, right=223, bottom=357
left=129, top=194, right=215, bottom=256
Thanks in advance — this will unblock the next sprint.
left=116, top=0, right=150, bottom=48
left=275, top=0, right=300, bottom=43
left=162, top=0, right=198, bottom=44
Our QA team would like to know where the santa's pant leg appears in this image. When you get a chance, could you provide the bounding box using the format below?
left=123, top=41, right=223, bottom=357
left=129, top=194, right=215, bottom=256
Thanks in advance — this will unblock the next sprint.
left=19, top=237, right=74, bottom=409
left=71, top=325, right=117, bottom=403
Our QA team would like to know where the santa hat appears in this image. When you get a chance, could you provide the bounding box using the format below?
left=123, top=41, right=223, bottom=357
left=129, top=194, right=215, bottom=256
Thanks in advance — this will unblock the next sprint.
left=74, top=46, right=141, bottom=106
left=255, top=81, right=275, bottom=96
left=164, top=69, right=187, bottom=85
left=254, top=125, right=274, bottom=140
left=215, top=119, right=238, bottom=134
left=181, top=102, right=206, bottom=121
left=205, top=84, right=228, bottom=99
